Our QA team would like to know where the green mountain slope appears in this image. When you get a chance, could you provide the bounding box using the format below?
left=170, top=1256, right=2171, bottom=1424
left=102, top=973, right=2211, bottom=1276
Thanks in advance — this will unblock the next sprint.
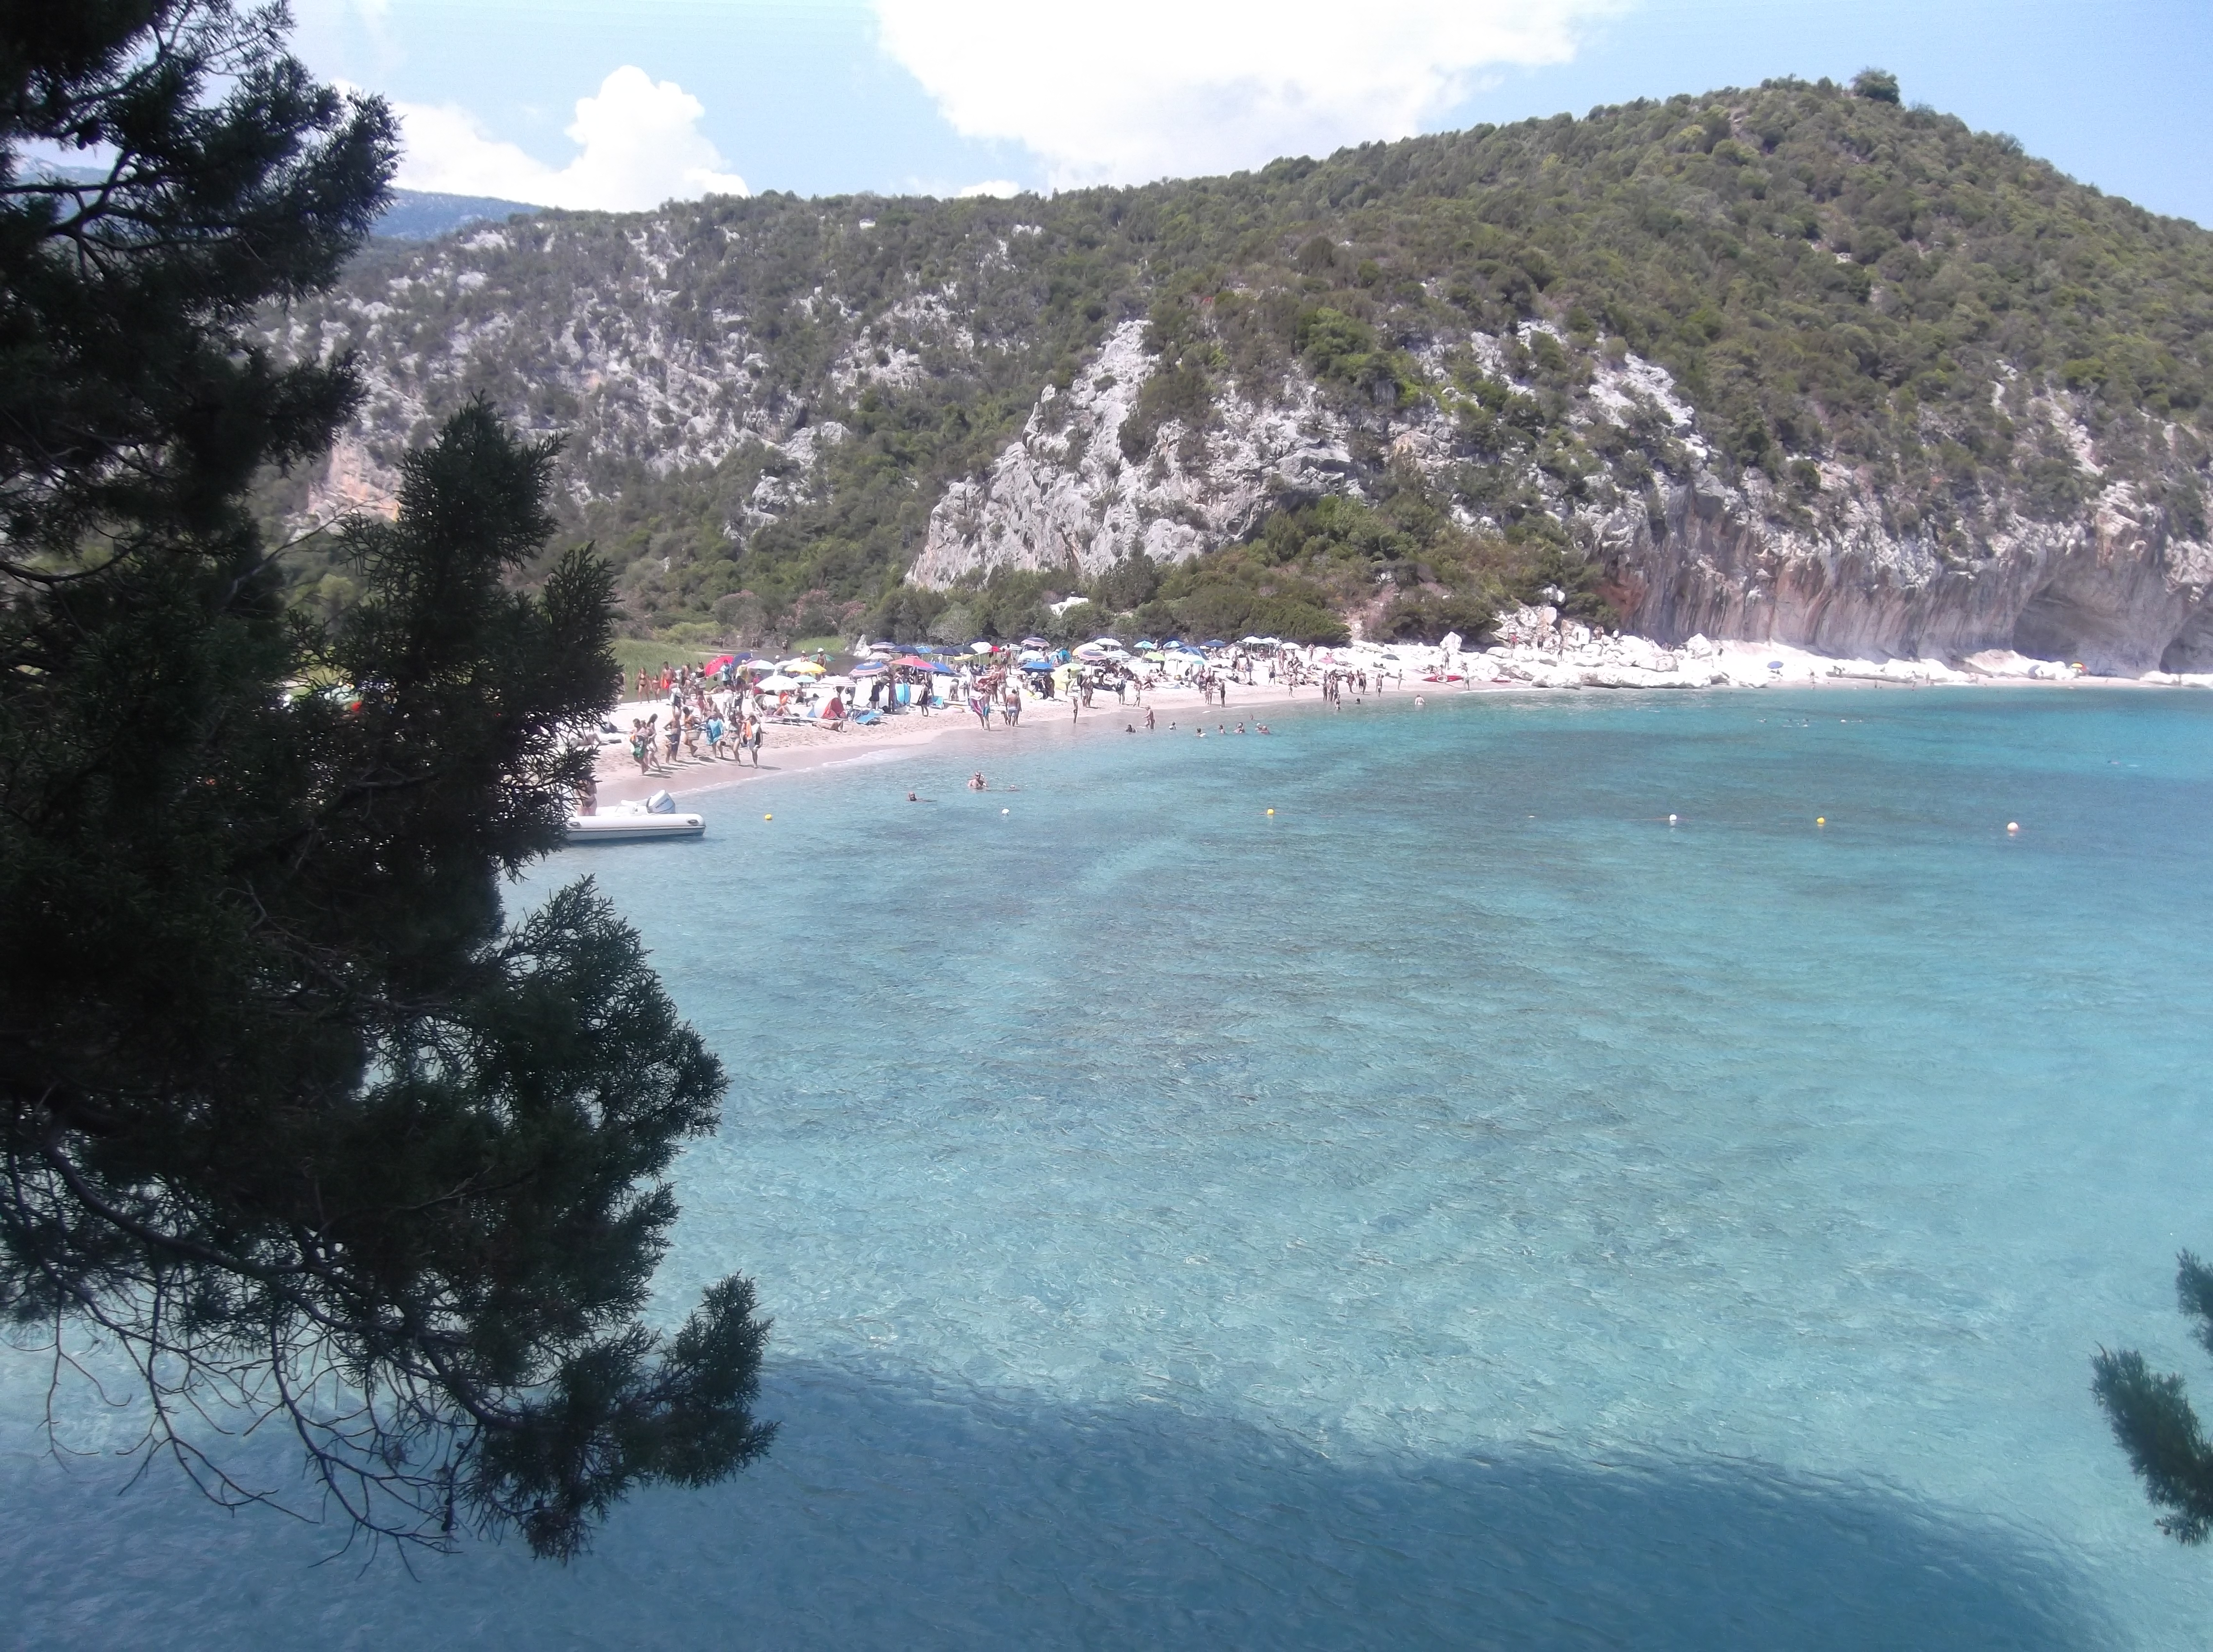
left=262, top=73, right=2213, bottom=665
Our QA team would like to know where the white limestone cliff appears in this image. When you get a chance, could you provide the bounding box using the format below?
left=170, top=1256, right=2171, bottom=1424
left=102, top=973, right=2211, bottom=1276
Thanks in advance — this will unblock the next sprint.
left=908, top=320, right=1360, bottom=586
left=909, top=319, right=2213, bottom=675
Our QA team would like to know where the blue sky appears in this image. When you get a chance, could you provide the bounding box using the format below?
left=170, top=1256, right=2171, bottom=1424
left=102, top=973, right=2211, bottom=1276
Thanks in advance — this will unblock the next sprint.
left=293, top=0, right=2213, bottom=226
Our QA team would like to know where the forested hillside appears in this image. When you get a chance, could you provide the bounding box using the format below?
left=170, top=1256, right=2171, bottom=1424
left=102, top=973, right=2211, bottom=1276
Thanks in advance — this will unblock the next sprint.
left=261, top=73, right=2213, bottom=665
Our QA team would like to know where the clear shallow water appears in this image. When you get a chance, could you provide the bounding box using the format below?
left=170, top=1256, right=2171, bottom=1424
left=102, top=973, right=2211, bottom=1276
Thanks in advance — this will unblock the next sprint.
left=9, top=687, right=2213, bottom=1646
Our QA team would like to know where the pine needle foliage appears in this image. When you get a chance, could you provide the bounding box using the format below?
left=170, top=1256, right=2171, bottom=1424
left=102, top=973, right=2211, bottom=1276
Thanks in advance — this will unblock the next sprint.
left=0, top=2, right=771, bottom=1559
left=2095, top=1253, right=2213, bottom=1544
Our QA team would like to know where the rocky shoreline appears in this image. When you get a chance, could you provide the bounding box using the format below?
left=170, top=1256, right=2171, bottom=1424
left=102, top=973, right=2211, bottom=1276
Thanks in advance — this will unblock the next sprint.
left=1456, top=604, right=2213, bottom=692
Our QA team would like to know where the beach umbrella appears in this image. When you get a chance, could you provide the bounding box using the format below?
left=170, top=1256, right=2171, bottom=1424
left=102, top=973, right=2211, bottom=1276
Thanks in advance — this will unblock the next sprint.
left=755, top=673, right=801, bottom=691
left=893, top=654, right=934, bottom=669
left=704, top=653, right=736, bottom=673
left=1019, top=636, right=1048, bottom=648
left=851, top=660, right=887, bottom=675
left=780, top=658, right=825, bottom=674
left=969, top=641, right=995, bottom=654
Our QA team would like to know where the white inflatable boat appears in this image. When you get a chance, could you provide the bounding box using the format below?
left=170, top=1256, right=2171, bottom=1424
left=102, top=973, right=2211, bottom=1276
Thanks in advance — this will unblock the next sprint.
left=565, top=790, right=705, bottom=844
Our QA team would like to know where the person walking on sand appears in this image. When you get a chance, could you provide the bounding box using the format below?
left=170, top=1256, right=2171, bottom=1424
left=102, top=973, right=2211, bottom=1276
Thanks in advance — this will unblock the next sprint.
left=747, top=714, right=765, bottom=766
left=1003, top=686, right=1021, bottom=728
left=1145, top=707, right=1155, bottom=730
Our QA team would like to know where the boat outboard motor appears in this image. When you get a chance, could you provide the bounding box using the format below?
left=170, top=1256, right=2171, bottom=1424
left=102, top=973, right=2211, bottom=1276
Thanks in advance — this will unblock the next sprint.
left=646, top=789, right=677, bottom=814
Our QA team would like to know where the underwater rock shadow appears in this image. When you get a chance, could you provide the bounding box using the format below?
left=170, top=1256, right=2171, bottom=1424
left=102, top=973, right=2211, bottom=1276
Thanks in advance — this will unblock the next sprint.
left=3, top=1357, right=2111, bottom=1650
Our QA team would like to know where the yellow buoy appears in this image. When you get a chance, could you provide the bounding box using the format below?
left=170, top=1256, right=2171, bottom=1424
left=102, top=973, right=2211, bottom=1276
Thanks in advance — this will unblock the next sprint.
left=1816, top=816, right=1826, bottom=826
left=764, top=813, right=772, bottom=821
left=1266, top=808, right=1275, bottom=816
left=2006, top=821, right=2019, bottom=834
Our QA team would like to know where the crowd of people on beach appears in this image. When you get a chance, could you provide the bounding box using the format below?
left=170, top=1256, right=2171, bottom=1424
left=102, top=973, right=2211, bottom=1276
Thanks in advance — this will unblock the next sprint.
left=599, top=639, right=1419, bottom=796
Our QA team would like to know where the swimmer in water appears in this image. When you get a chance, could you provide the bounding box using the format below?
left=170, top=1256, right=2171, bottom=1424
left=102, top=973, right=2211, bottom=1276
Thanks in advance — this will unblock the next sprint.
left=1125, top=723, right=1137, bottom=733
left=1256, top=724, right=1270, bottom=734
left=1195, top=727, right=1205, bottom=738
left=967, top=772, right=986, bottom=790
left=1235, top=722, right=1246, bottom=734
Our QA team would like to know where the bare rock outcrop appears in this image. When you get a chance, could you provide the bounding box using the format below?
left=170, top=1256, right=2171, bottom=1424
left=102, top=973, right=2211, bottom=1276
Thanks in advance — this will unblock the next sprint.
left=1590, top=471, right=2213, bottom=677
left=908, top=321, right=1358, bottom=586
left=911, top=320, right=2213, bottom=674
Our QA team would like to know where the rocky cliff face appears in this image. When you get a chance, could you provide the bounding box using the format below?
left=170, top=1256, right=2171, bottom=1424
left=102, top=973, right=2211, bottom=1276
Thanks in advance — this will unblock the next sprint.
left=264, top=218, right=978, bottom=523
left=912, top=319, right=2213, bottom=675
left=909, top=320, right=1359, bottom=586
left=1598, top=449, right=2213, bottom=675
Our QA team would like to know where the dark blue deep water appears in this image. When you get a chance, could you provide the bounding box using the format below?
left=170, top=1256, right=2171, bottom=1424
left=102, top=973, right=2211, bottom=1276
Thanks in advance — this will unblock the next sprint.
left=10, top=687, right=2213, bottom=1646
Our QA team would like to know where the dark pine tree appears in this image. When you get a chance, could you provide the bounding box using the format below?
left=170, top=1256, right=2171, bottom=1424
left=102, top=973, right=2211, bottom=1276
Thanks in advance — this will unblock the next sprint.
left=0, top=2, right=772, bottom=1558
left=2095, top=1253, right=2213, bottom=1543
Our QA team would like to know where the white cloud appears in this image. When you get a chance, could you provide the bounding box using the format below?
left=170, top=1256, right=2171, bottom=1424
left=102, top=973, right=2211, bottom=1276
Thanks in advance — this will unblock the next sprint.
left=394, top=66, right=747, bottom=210
left=872, top=0, right=1623, bottom=187
left=955, top=180, right=1023, bottom=198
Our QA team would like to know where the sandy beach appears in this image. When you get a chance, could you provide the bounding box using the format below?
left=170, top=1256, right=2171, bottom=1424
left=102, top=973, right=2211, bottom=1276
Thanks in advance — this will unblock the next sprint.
left=591, top=631, right=2199, bottom=814
left=590, top=671, right=1340, bottom=807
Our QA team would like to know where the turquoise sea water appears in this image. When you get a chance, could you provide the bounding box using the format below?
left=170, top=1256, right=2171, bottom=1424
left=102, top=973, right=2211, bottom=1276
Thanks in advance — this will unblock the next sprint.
left=9, top=687, right=2213, bottom=1646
